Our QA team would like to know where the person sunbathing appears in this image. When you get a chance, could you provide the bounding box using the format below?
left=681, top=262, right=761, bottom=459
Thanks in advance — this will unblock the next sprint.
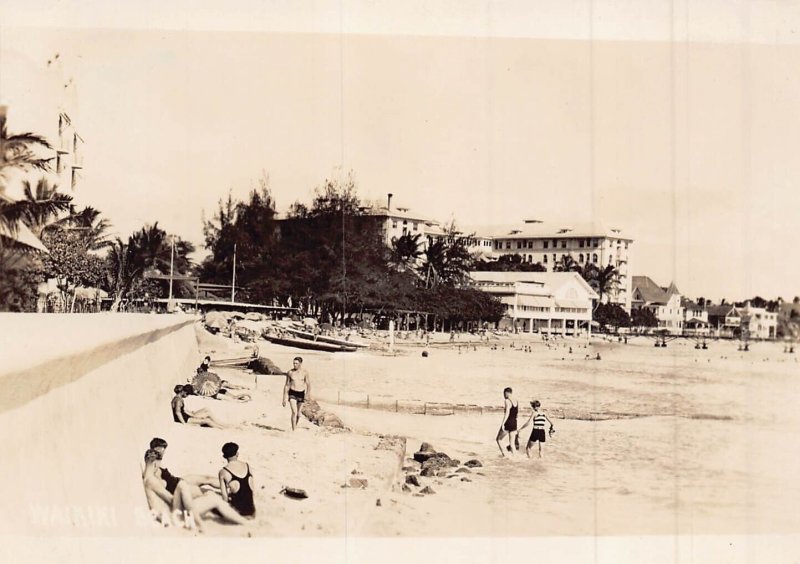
left=172, top=384, right=228, bottom=428
left=213, top=382, right=252, bottom=403
left=141, top=449, right=248, bottom=532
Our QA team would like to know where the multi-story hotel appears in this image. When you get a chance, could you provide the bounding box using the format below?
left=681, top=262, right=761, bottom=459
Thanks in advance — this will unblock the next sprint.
left=465, top=220, right=633, bottom=312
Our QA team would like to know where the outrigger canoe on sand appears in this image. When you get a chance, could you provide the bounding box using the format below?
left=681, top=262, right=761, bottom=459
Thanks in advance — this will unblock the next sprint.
left=263, top=335, right=358, bottom=353
left=284, top=327, right=369, bottom=349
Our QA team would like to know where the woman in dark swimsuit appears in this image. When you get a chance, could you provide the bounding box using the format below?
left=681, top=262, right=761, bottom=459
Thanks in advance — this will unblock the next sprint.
left=495, top=387, right=519, bottom=456
left=219, top=442, right=256, bottom=517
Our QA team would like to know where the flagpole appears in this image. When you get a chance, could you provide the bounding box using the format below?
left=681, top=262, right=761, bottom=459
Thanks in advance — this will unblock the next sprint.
left=231, top=243, right=237, bottom=303
left=168, top=236, right=175, bottom=301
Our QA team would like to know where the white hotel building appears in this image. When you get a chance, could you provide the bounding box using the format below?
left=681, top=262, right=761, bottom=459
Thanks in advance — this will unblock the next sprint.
left=465, top=220, right=633, bottom=312
left=470, top=271, right=598, bottom=336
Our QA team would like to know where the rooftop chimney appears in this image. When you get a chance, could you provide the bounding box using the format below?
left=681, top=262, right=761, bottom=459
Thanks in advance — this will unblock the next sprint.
left=387, top=193, right=393, bottom=211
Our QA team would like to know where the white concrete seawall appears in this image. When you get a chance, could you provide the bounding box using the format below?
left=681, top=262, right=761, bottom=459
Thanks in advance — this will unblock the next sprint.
left=0, top=313, right=200, bottom=534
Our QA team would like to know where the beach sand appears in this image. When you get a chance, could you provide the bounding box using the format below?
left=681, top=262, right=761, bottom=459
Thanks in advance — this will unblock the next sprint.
left=203, top=330, right=800, bottom=537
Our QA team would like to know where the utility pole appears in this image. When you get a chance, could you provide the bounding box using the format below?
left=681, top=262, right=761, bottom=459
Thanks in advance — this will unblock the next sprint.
left=168, top=235, right=175, bottom=305
left=231, top=243, right=237, bottom=303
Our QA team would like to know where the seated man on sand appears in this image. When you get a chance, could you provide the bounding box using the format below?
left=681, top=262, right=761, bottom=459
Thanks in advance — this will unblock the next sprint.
left=172, top=384, right=229, bottom=428
left=149, top=437, right=218, bottom=493
left=142, top=449, right=249, bottom=532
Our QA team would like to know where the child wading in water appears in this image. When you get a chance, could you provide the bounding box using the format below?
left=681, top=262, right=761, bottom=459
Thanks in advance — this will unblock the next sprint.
left=495, top=387, right=519, bottom=456
left=519, top=400, right=555, bottom=458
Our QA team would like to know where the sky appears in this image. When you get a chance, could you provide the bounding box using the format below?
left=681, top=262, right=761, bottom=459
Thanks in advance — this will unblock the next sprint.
left=0, top=1, right=799, bottom=303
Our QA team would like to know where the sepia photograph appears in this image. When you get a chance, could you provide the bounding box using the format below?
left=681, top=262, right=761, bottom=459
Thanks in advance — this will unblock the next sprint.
left=1, top=1, right=799, bottom=562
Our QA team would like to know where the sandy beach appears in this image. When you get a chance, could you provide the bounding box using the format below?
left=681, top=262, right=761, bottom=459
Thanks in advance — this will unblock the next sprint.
left=188, top=327, right=800, bottom=538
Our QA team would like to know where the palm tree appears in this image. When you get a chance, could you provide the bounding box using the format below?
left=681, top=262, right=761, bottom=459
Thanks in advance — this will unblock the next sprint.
left=554, top=254, right=582, bottom=273
left=17, top=178, right=73, bottom=238
left=0, top=113, right=52, bottom=184
left=390, top=233, right=423, bottom=271
left=582, top=263, right=619, bottom=305
left=63, top=205, right=112, bottom=250
left=0, top=107, right=55, bottom=249
left=106, top=223, right=193, bottom=311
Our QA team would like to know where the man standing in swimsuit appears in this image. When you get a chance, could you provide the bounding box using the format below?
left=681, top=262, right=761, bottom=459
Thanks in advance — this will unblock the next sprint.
left=495, top=387, right=519, bottom=456
left=282, top=356, right=311, bottom=431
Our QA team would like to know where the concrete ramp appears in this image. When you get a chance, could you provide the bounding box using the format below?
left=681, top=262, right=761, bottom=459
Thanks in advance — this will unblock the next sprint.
left=0, top=314, right=199, bottom=534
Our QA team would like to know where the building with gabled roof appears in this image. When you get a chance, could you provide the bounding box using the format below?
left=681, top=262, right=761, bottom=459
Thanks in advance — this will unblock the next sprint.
left=469, top=271, right=598, bottom=336
left=681, top=297, right=709, bottom=335
left=631, top=276, right=684, bottom=334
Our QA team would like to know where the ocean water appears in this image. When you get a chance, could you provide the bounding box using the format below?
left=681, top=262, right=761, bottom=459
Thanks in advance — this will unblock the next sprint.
left=302, top=337, right=800, bottom=536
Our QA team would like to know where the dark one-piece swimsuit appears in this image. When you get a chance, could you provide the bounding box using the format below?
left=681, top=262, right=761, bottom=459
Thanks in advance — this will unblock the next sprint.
left=225, top=464, right=256, bottom=517
left=504, top=402, right=519, bottom=432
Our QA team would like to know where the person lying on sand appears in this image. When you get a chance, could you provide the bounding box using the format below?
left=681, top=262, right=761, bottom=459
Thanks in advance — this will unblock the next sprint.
left=283, top=356, right=311, bottom=431
left=142, top=449, right=249, bottom=532
left=496, top=387, right=519, bottom=456
left=219, top=442, right=256, bottom=518
left=172, top=384, right=229, bottom=428
left=212, top=380, right=252, bottom=403
left=519, top=400, right=555, bottom=459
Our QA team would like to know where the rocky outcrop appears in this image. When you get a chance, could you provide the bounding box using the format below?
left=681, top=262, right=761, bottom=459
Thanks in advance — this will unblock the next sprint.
left=464, top=459, right=483, bottom=468
left=301, top=399, right=345, bottom=429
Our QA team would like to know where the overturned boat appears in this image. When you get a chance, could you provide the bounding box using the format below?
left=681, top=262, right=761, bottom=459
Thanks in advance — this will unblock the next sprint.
left=263, top=334, right=358, bottom=352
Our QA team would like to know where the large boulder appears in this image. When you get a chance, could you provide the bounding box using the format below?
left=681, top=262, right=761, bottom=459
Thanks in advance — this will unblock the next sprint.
left=413, top=442, right=438, bottom=463
left=464, top=459, right=483, bottom=468
left=420, top=452, right=459, bottom=475
left=248, top=357, right=285, bottom=375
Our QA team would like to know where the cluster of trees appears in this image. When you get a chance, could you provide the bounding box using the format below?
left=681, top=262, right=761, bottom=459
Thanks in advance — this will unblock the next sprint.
left=200, top=174, right=504, bottom=326
left=0, top=116, right=193, bottom=311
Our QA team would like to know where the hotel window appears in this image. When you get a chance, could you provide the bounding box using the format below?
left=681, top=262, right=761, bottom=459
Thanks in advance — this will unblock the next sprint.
left=517, top=241, right=522, bottom=249
left=527, top=240, right=533, bottom=249
left=413, top=222, right=418, bottom=231
left=592, top=239, right=599, bottom=247
left=579, top=240, right=584, bottom=248
left=579, top=254, right=584, bottom=263
left=552, top=239, right=557, bottom=247
left=592, top=253, right=598, bottom=263
left=505, top=241, right=511, bottom=249
left=552, top=253, right=557, bottom=263
left=543, top=255, right=548, bottom=263
left=561, top=240, right=566, bottom=249
left=528, top=255, right=533, bottom=263
left=544, top=241, right=549, bottom=249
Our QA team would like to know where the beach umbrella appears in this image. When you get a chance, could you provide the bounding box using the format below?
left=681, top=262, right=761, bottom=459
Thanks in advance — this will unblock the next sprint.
left=192, top=371, right=222, bottom=397
left=245, top=312, right=263, bottom=321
